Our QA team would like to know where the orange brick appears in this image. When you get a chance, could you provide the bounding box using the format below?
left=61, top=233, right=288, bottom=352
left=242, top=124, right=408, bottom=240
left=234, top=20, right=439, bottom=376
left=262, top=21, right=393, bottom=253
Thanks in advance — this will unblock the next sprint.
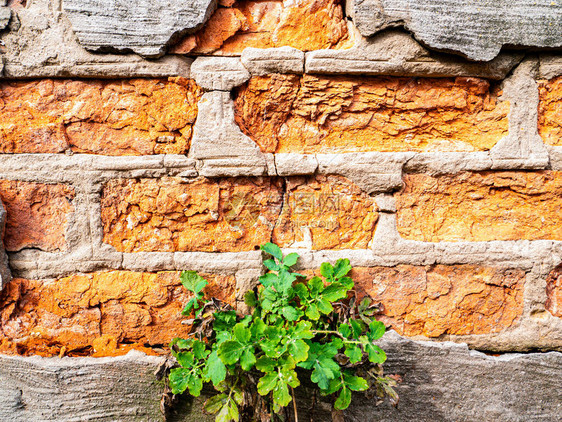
left=546, top=266, right=562, bottom=318
left=0, top=180, right=75, bottom=252
left=0, top=78, right=201, bottom=155
left=172, top=0, right=350, bottom=55
left=396, top=171, right=562, bottom=242
left=234, top=74, right=509, bottom=153
left=353, top=265, right=525, bottom=337
left=101, top=176, right=377, bottom=252
left=0, top=271, right=235, bottom=357
left=538, top=76, right=562, bottom=146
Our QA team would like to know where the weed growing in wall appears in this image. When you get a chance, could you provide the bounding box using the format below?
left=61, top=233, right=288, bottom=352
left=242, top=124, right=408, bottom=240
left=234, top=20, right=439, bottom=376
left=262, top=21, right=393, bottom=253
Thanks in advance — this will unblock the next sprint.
left=168, top=243, right=397, bottom=421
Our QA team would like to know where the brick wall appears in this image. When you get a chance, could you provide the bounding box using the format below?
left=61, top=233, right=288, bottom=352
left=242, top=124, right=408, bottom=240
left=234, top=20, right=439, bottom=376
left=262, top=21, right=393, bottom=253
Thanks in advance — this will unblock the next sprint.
left=0, top=0, right=561, bottom=421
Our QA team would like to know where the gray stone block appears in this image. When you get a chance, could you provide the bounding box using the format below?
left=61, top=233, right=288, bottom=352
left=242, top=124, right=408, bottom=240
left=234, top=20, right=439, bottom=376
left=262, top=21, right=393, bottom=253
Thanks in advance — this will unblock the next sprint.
left=2, top=1, right=192, bottom=78
left=63, top=0, right=216, bottom=57
left=0, top=351, right=167, bottom=421
left=0, top=6, right=10, bottom=29
left=241, top=46, right=305, bottom=75
left=306, top=29, right=523, bottom=79
left=190, top=92, right=267, bottom=176
left=352, top=332, right=562, bottom=422
left=317, top=152, right=411, bottom=194
left=490, top=59, right=549, bottom=168
left=191, top=57, right=250, bottom=91
left=351, top=0, right=562, bottom=61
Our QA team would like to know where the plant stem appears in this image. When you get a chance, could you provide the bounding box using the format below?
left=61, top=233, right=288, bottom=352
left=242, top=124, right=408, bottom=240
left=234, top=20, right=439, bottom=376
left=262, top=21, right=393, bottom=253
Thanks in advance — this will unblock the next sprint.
left=290, top=386, right=299, bottom=422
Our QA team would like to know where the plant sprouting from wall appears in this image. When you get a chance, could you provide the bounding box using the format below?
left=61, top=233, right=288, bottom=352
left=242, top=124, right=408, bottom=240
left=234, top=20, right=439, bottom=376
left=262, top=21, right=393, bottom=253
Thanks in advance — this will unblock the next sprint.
left=168, top=243, right=397, bottom=421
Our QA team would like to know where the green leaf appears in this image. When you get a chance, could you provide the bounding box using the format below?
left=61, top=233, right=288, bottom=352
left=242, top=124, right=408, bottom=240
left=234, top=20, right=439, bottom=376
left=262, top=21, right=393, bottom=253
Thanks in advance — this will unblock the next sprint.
left=169, top=367, right=190, bottom=395
left=180, top=271, right=208, bottom=293
left=334, top=387, right=351, bottom=410
left=263, top=259, right=280, bottom=272
left=350, top=319, right=365, bottom=338
left=286, top=339, right=309, bottom=363
left=203, top=350, right=227, bottom=385
left=368, top=321, right=386, bottom=341
left=182, top=297, right=198, bottom=315
left=257, top=372, right=278, bottom=396
left=176, top=352, right=195, bottom=368
left=322, top=283, right=348, bottom=302
left=344, top=374, right=368, bottom=392
left=277, top=270, right=296, bottom=293
left=233, top=323, right=251, bottom=343
left=272, top=380, right=291, bottom=410
left=282, top=252, right=299, bottom=267
left=338, top=323, right=352, bottom=339
left=192, top=340, right=210, bottom=360
left=305, top=303, right=320, bottom=320
left=310, top=358, right=340, bottom=390
left=333, top=258, right=352, bottom=279
left=240, top=349, right=257, bottom=371
left=256, top=356, right=277, bottom=372
left=320, top=262, right=334, bottom=279
left=365, top=343, right=387, bottom=364
left=215, top=403, right=231, bottom=422
left=344, top=345, right=363, bottom=364
left=281, top=306, right=299, bottom=321
left=218, top=340, right=249, bottom=365
left=213, top=311, right=237, bottom=333
left=187, top=373, right=203, bottom=396
left=317, top=298, right=334, bottom=315
left=204, top=393, right=228, bottom=414
left=228, top=401, right=239, bottom=422
left=261, top=243, right=283, bottom=261
left=259, top=272, right=278, bottom=288
left=244, top=290, right=257, bottom=307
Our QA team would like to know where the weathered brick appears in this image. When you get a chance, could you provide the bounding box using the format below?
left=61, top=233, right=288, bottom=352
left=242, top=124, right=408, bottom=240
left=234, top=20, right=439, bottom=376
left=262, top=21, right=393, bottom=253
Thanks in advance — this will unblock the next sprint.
left=538, top=77, right=562, bottom=146
left=0, top=78, right=201, bottom=155
left=172, top=0, right=350, bottom=54
left=273, top=175, right=378, bottom=249
left=0, top=271, right=235, bottom=357
left=234, top=74, right=509, bottom=153
left=546, top=266, right=562, bottom=318
left=101, top=176, right=377, bottom=252
left=102, top=177, right=284, bottom=253
left=396, top=171, right=562, bottom=242
left=353, top=265, right=525, bottom=337
left=0, top=180, right=75, bottom=252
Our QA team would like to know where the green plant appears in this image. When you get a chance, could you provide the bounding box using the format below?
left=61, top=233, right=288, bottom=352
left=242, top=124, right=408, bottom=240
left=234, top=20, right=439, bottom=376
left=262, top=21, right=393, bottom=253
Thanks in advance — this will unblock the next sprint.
left=168, top=243, right=397, bottom=421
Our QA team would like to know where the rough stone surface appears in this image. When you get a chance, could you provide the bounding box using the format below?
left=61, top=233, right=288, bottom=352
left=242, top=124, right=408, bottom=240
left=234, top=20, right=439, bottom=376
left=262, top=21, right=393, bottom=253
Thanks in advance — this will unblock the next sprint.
left=1, top=1, right=194, bottom=78
left=546, top=266, right=562, bottom=318
left=396, top=171, right=562, bottom=242
left=241, top=47, right=304, bottom=75
left=539, top=76, right=562, bottom=147
left=0, top=351, right=170, bottom=421
left=351, top=0, right=562, bottom=61
left=101, top=177, right=284, bottom=253
left=351, top=265, right=525, bottom=337
left=273, top=175, right=378, bottom=249
left=306, top=29, right=524, bottom=79
left=0, top=271, right=235, bottom=357
left=190, top=91, right=267, bottom=176
left=190, top=57, right=250, bottom=90
left=0, top=6, right=10, bottom=28
left=234, top=74, right=509, bottom=153
left=172, top=0, right=350, bottom=55
left=0, top=78, right=201, bottom=155
left=63, top=0, right=217, bottom=57
left=358, top=332, right=562, bottom=422
left=0, top=180, right=75, bottom=252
